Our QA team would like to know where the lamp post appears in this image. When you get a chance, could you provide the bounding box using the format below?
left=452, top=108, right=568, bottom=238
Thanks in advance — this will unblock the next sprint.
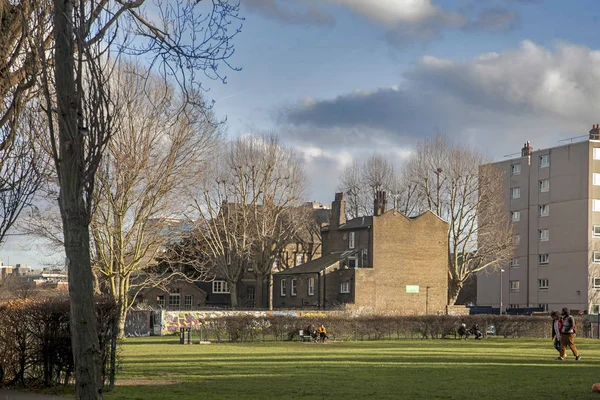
left=499, top=268, right=505, bottom=315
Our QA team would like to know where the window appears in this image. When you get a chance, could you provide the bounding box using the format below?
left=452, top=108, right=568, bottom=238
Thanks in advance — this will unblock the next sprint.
left=594, top=278, right=600, bottom=289
left=510, top=187, right=520, bottom=199
left=168, top=288, right=181, bottom=308
left=510, top=304, right=519, bottom=309
left=594, top=173, right=600, bottom=186
left=539, top=179, right=549, bottom=192
left=594, top=199, right=600, bottom=212
left=510, top=258, right=520, bottom=268
left=513, top=234, right=520, bottom=245
left=594, top=148, right=600, bottom=160
left=295, top=253, right=304, bottom=267
left=540, top=154, right=550, bottom=168
left=308, top=278, right=315, bottom=296
left=511, top=211, right=521, bottom=222
left=594, top=252, right=600, bottom=263
left=511, top=163, right=521, bottom=175
left=348, top=231, right=355, bottom=249
left=184, top=295, right=193, bottom=310
left=594, top=226, right=600, bottom=237
left=156, top=295, right=165, bottom=308
left=247, top=265, right=254, bottom=272
left=340, top=282, right=350, bottom=294
left=280, top=279, right=287, bottom=296
left=538, top=279, right=549, bottom=290
left=592, top=304, right=600, bottom=314
left=539, top=229, right=549, bottom=242
left=347, top=257, right=357, bottom=269
left=362, top=249, right=368, bottom=267
left=538, top=304, right=549, bottom=312
left=539, top=204, right=549, bottom=217
left=538, top=254, right=549, bottom=265
left=247, top=287, right=255, bottom=302
left=291, top=279, right=297, bottom=296
left=212, top=281, right=230, bottom=294
left=509, top=280, right=519, bottom=292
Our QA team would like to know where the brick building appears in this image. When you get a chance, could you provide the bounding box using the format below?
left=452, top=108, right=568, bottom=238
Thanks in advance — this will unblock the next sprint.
left=272, top=192, right=449, bottom=314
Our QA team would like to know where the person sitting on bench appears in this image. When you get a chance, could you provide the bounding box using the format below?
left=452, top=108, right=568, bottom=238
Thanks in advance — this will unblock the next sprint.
left=457, top=323, right=470, bottom=339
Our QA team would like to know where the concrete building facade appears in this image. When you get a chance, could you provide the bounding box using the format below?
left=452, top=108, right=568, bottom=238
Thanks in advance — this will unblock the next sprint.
left=477, top=125, right=600, bottom=313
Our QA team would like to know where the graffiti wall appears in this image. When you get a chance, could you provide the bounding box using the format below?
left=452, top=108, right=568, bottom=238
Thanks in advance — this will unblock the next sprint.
left=156, top=310, right=329, bottom=336
left=125, top=310, right=153, bottom=337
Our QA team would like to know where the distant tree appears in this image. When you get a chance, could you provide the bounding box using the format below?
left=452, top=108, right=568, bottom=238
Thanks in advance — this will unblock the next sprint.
left=404, top=135, right=514, bottom=305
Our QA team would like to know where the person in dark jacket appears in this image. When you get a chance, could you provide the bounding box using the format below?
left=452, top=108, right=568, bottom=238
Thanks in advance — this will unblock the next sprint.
left=557, top=307, right=580, bottom=361
left=470, top=323, right=482, bottom=340
left=551, top=311, right=562, bottom=353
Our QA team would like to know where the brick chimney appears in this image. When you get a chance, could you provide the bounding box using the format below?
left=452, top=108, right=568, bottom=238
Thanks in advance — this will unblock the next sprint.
left=373, top=190, right=387, bottom=216
left=521, top=141, right=533, bottom=157
left=590, top=124, right=600, bottom=140
left=330, top=192, right=346, bottom=229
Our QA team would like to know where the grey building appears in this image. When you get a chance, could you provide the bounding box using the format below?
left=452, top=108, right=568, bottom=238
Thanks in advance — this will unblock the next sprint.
left=477, top=125, right=600, bottom=313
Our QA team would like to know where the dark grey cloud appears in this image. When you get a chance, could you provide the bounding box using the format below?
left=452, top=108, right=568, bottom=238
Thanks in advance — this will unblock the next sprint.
left=242, top=0, right=334, bottom=26
left=469, top=8, right=520, bottom=32
left=278, top=41, right=600, bottom=159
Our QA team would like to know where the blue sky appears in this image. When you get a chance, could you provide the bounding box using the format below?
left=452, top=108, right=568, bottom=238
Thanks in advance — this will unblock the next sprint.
left=4, top=0, right=600, bottom=267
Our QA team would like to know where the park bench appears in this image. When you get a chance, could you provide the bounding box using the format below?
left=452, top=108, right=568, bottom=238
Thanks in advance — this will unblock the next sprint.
left=298, top=329, right=315, bottom=342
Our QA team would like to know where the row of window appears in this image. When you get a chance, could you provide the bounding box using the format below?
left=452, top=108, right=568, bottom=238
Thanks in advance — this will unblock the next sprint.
left=513, top=252, right=600, bottom=267
left=510, top=180, right=549, bottom=199
left=156, top=292, right=194, bottom=310
left=513, top=229, right=549, bottom=245
left=511, top=204, right=549, bottom=221
left=509, top=279, right=549, bottom=291
left=280, top=278, right=351, bottom=296
left=511, top=155, right=550, bottom=175
left=506, top=304, right=549, bottom=311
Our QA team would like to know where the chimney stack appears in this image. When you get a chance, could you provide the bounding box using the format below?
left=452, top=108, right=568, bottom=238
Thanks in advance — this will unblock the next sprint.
left=590, top=124, right=600, bottom=140
left=521, top=141, right=533, bottom=157
left=374, top=190, right=387, bottom=216
left=330, top=192, right=346, bottom=229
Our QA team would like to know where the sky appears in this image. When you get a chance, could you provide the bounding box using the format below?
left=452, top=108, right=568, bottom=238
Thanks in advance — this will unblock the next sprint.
left=4, top=0, right=600, bottom=267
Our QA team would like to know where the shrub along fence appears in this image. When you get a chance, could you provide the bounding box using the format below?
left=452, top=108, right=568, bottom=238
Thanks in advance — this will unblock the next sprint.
left=181, top=314, right=590, bottom=343
left=0, top=296, right=120, bottom=389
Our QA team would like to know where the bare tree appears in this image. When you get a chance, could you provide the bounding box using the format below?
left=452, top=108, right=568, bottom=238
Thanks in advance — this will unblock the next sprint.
left=338, top=160, right=368, bottom=219
left=90, top=64, right=219, bottom=337
left=190, top=135, right=307, bottom=309
left=37, top=1, right=242, bottom=397
left=404, top=135, right=514, bottom=305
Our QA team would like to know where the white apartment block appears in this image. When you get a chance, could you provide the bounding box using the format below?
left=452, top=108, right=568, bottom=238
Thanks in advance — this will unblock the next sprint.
left=477, top=125, right=600, bottom=314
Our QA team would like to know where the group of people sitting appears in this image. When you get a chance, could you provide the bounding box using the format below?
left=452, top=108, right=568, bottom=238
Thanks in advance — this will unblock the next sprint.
left=305, top=324, right=329, bottom=343
left=457, top=323, right=483, bottom=340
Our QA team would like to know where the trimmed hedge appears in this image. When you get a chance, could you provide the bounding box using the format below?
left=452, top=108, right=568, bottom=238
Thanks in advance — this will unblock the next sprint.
left=0, top=297, right=120, bottom=389
left=187, top=314, right=590, bottom=342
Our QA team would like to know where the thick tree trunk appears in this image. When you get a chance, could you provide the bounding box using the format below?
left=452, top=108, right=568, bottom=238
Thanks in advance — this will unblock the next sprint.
left=229, top=284, right=238, bottom=309
left=254, top=274, right=265, bottom=309
left=54, top=0, right=103, bottom=398
left=447, top=279, right=463, bottom=306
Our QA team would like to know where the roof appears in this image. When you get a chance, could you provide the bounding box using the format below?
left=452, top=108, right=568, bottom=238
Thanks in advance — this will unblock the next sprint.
left=338, top=216, right=372, bottom=230
left=275, top=250, right=358, bottom=275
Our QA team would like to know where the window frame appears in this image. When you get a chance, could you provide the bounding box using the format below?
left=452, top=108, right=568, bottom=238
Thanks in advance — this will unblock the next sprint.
left=295, top=253, right=304, bottom=267
left=538, top=304, right=548, bottom=312
left=340, top=282, right=350, bottom=294
left=509, top=280, right=519, bottom=292
left=538, top=278, right=549, bottom=290
left=247, top=287, right=256, bottom=302
left=348, top=231, right=356, bottom=249
left=538, top=229, right=549, bottom=242
left=291, top=278, right=297, bottom=296
left=184, top=295, right=193, bottom=310
left=308, top=277, right=315, bottom=296
left=280, top=279, right=287, bottom=297
left=156, top=295, right=165, bottom=308
left=539, top=179, right=550, bottom=192
left=594, top=148, right=600, bottom=160
left=538, top=254, right=549, bottom=265
left=511, top=163, right=521, bottom=175
left=539, top=204, right=549, bottom=217
left=539, top=154, right=550, bottom=168
left=594, top=173, right=600, bottom=186
left=513, top=234, right=520, bottom=245
left=594, top=226, right=600, bottom=237
left=594, top=199, right=600, bottom=212
left=347, top=257, right=357, bottom=269
left=594, top=278, right=600, bottom=289
left=511, top=211, right=521, bottom=222
left=510, top=258, right=520, bottom=268
left=510, top=187, right=521, bottom=199
left=594, top=252, right=600, bottom=264
left=212, top=280, right=230, bottom=294
left=168, top=288, right=181, bottom=308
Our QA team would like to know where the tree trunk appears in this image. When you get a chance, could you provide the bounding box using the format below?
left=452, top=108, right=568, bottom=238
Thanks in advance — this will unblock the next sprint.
left=54, top=0, right=103, bottom=397
left=254, top=274, right=265, bottom=309
left=448, top=279, right=463, bottom=306
left=117, top=302, right=127, bottom=339
left=229, top=283, right=238, bottom=309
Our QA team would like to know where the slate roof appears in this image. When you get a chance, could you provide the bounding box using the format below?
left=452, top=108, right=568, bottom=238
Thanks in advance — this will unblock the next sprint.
left=275, top=250, right=359, bottom=275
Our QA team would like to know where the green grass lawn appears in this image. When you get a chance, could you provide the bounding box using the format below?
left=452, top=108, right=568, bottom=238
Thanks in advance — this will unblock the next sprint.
left=102, top=336, right=600, bottom=400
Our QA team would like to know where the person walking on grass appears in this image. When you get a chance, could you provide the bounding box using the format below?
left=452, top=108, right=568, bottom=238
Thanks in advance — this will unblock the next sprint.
left=557, top=307, right=580, bottom=361
left=551, top=311, right=562, bottom=354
